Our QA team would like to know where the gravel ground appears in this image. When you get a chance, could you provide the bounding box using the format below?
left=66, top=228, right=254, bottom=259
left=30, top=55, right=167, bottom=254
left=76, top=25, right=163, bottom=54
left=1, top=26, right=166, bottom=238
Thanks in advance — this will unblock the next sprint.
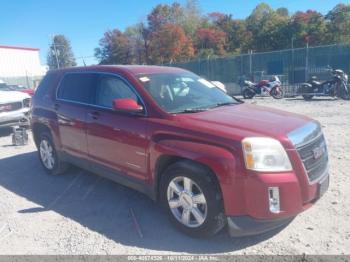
left=0, top=97, right=349, bottom=255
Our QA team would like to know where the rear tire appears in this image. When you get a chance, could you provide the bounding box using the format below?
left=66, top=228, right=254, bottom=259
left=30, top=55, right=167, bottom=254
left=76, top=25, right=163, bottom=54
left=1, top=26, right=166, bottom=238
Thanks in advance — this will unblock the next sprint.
left=38, top=132, right=68, bottom=175
left=160, top=161, right=226, bottom=238
left=302, top=95, right=314, bottom=101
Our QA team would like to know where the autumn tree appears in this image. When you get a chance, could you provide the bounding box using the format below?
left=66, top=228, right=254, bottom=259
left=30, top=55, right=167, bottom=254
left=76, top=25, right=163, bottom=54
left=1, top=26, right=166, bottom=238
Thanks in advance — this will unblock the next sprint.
left=196, top=27, right=227, bottom=56
left=149, top=24, right=194, bottom=64
left=290, top=10, right=328, bottom=47
left=94, top=1, right=350, bottom=66
left=47, top=35, right=76, bottom=69
left=95, top=29, right=133, bottom=64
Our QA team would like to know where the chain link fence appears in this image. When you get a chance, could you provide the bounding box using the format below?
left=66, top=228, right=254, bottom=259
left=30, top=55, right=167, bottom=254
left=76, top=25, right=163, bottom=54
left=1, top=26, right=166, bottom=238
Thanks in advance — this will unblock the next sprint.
left=167, top=44, right=350, bottom=97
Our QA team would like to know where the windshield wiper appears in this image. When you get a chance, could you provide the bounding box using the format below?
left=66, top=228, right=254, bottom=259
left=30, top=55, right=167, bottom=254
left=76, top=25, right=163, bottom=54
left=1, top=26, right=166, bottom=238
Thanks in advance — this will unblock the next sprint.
left=173, top=107, right=210, bottom=114
left=210, top=101, right=238, bottom=108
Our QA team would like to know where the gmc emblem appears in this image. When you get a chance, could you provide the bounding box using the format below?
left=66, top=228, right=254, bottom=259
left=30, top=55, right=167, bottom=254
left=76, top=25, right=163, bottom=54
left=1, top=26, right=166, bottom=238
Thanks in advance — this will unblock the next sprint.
left=313, top=145, right=325, bottom=160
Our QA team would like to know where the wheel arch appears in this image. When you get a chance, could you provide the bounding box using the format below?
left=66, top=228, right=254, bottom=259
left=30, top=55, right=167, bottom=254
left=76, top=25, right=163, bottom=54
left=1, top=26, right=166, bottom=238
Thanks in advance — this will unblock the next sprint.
left=32, top=122, right=52, bottom=148
left=150, top=139, right=238, bottom=208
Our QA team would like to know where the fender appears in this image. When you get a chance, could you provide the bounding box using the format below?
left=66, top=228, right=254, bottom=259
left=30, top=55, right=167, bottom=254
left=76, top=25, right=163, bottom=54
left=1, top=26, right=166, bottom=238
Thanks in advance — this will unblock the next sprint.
left=149, top=139, right=246, bottom=215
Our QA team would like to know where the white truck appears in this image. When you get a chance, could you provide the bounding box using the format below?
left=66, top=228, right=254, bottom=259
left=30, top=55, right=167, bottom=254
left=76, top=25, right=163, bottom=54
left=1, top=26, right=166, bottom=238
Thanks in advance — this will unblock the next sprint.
left=0, top=81, right=31, bottom=128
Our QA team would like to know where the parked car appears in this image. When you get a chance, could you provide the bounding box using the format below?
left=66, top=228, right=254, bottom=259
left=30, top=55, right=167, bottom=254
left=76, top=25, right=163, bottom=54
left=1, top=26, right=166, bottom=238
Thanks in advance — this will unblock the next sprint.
left=7, top=85, right=35, bottom=96
left=211, top=81, right=227, bottom=93
left=31, top=66, right=329, bottom=237
left=0, top=88, right=31, bottom=128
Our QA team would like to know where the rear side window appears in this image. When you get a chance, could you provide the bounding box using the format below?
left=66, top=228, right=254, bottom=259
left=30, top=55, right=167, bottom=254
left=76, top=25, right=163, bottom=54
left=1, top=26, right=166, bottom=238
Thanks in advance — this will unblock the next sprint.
left=57, top=73, right=97, bottom=103
left=35, top=72, right=57, bottom=98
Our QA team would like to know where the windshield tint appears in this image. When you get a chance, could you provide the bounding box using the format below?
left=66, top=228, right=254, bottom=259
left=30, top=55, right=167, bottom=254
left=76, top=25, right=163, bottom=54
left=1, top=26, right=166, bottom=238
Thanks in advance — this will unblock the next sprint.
left=137, top=72, right=236, bottom=113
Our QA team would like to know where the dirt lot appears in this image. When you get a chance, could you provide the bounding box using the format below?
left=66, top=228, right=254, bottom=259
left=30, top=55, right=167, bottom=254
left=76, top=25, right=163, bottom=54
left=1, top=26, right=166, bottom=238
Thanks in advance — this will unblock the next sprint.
left=0, top=97, right=349, bottom=255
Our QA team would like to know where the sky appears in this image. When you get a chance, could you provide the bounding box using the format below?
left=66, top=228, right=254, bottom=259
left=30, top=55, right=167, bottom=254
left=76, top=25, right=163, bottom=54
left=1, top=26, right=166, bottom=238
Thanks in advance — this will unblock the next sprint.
left=0, top=0, right=346, bottom=65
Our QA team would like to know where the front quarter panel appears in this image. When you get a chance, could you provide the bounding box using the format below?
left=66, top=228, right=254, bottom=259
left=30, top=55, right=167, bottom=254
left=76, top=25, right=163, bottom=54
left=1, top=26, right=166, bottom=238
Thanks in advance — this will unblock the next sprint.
left=150, top=139, right=247, bottom=215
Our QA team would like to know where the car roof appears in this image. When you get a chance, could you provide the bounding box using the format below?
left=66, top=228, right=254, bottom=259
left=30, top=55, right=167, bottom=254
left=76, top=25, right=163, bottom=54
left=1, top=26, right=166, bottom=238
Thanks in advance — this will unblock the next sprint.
left=49, top=65, right=189, bottom=76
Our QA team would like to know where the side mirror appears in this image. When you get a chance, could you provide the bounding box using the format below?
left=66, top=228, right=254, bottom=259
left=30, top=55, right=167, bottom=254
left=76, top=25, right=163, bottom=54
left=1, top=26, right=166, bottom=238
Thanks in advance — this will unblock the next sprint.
left=112, top=98, right=143, bottom=113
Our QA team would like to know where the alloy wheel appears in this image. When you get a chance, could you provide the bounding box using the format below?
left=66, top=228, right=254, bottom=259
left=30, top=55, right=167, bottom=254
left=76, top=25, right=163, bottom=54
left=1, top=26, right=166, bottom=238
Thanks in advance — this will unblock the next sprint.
left=39, top=139, right=55, bottom=170
left=167, top=176, right=207, bottom=228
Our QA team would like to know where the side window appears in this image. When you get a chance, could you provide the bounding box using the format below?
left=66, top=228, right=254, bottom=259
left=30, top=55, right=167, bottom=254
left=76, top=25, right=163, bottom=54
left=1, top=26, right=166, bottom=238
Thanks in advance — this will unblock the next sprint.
left=95, top=75, right=138, bottom=108
left=35, top=72, right=57, bottom=98
left=57, top=73, right=97, bottom=103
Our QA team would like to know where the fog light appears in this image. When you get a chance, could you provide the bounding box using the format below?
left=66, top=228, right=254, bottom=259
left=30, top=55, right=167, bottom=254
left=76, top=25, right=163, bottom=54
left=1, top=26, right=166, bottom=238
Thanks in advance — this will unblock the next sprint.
left=268, top=187, right=280, bottom=213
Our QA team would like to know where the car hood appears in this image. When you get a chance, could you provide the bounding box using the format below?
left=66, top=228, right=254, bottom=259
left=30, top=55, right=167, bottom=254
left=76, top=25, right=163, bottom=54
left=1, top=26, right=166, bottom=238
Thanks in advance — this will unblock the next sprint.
left=176, top=103, right=312, bottom=141
left=0, top=90, right=30, bottom=103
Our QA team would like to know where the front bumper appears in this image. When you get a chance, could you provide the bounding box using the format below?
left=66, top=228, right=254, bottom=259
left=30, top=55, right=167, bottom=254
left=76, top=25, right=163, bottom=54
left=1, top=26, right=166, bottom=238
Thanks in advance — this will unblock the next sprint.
left=0, top=108, right=30, bottom=127
left=227, top=215, right=294, bottom=237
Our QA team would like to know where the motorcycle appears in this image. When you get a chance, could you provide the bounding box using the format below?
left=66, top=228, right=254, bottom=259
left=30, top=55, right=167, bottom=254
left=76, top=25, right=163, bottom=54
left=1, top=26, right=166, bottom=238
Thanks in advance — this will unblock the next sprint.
left=242, top=76, right=284, bottom=99
left=299, top=67, right=350, bottom=100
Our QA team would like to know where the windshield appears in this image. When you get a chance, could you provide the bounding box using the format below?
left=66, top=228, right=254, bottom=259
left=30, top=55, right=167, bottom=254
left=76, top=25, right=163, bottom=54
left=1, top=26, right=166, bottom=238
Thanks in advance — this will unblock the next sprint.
left=0, top=84, right=11, bottom=91
left=137, top=72, right=236, bottom=113
left=10, top=85, right=25, bottom=90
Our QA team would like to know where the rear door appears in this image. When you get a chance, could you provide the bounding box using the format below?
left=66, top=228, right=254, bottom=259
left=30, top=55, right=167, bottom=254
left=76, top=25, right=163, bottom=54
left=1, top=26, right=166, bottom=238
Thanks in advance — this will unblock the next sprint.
left=55, top=73, right=97, bottom=159
left=86, top=73, right=149, bottom=181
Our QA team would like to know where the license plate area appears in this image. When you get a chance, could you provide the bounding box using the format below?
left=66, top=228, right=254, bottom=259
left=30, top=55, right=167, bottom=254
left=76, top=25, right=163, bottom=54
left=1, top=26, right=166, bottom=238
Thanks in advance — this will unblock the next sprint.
left=318, top=175, right=329, bottom=198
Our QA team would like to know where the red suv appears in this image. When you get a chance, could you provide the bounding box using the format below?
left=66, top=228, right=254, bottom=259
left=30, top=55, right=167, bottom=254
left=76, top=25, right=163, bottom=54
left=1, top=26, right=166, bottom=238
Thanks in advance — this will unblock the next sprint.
left=31, top=66, right=329, bottom=237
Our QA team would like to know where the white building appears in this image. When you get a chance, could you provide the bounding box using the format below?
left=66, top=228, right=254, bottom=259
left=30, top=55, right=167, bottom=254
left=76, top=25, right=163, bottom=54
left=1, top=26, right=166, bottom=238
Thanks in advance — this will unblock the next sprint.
left=0, top=45, right=48, bottom=88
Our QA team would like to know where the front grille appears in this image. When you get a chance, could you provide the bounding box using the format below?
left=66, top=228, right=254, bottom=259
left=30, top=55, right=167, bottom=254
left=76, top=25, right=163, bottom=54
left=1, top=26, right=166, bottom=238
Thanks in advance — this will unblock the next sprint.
left=296, top=134, right=328, bottom=182
left=23, top=98, right=31, bottom=108
left=0, top=102, right=23, bottom=112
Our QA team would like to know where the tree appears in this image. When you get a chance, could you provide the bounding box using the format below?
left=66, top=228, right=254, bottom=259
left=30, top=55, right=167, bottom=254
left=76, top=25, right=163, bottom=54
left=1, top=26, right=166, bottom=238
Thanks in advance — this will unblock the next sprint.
left=326, top=4, right=350, bottom=43
left=276, top=7, right=289, bottom=17
left=181, top=0, right=203, bottom=38
left=95, top=29, right=133, bottom=65
left=290, top=10, right=327, bottom=47
left=149, top=24, right=194, bottom=64
left=47, top=35, right=76, bottom=69
left=125, top=23, right=148, bottom=64
left=212, top=14, right=251, bottom=53
left=147, top=3, right=184, bottom=32
left=196, top=27, right=227, bottom=55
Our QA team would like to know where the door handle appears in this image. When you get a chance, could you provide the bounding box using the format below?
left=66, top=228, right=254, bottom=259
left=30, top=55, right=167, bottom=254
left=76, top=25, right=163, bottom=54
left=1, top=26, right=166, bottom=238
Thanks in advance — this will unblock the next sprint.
left=88, top=111, right=100, bottom=120
left=54, top=103, right=60, bottom=110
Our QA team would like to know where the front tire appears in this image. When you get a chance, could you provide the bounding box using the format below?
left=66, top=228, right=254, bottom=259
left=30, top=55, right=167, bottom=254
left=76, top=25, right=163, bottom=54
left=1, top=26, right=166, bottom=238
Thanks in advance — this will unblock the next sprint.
left=242, top=88, right=255, bottom=99
left=271, top=87, right=284, bottom=99
left=160, top=161, right=226, bottom=238
left=38, top=132, right=68, bottom=175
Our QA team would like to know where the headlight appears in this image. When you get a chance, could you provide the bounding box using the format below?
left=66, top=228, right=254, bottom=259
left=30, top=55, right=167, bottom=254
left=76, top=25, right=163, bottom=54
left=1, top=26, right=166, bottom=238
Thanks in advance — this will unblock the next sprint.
left=242, top=137, right=292, bottom=172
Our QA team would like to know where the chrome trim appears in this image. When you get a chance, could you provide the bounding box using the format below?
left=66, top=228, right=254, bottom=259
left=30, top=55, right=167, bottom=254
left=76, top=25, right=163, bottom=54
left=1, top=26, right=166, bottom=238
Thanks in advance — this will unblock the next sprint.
left=136, top=151, right=147, bottom=156
left=126, top=162, right=141, bottom=169
left=55, top=71, right=148, bottom=116
left=288, top=121, right=329, bottom=185
left=288, top=121, right=322, bottom=149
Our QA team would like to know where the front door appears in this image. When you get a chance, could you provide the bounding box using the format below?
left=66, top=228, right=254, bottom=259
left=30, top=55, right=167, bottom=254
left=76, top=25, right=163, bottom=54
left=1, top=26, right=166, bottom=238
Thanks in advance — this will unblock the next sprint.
left=86, top=73, right=149, bottom=181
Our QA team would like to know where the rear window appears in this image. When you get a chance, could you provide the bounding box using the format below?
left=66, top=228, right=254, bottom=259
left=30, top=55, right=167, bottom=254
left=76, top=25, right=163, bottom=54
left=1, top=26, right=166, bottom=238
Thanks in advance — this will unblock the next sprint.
left=57, top=73, right=97, bottom=104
